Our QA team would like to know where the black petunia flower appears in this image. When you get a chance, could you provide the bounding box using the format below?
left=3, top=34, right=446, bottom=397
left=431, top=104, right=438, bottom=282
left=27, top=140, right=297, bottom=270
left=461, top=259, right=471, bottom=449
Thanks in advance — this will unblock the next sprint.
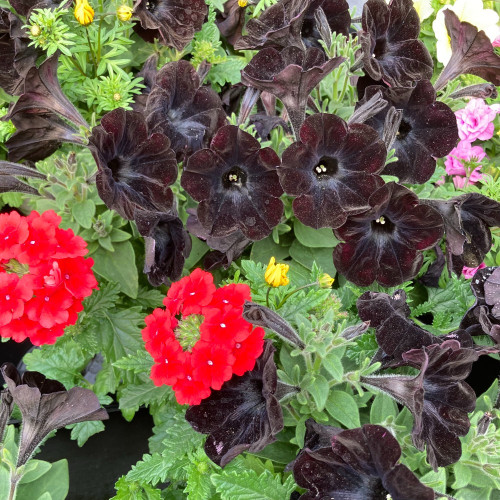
left=358, top=0, right=433, bottom=86
left=216, top=0, right=246, bottom=47
left=361, top=340, right=499, bottom=470
left=0, top=9, right=40, bottom=96
left=87, top=108, right=177, bottom=221
left=241, top=46, right=344, bottom=136
left=135, top=209, right=192, bottom=286
left=131, top=53, right=159, bottom=114
left=1, top=363, right=108, bottom=467
left=181, top=125, right=284, bottom=240
left=424, top=194, right=500, bottom=273
left=357, top=289, right=473, bottom=368
left=279, top=113, right=386, bottom=229
left=145, top=60, right=227, bottom=160
left=133, top=0, right=207, bottom=50
left=359, top=80, right=459, bottom=184
left=434, top=10, right=500, bottom=91
left=333, top=182, right=444, bottom=287
left=301, top=0, right=350, bottom=48
left=185, top=341, right=284, bottom=467
left=8, top=0, right=72, bottom=18
left=461, top=267, right=500, bottom=344
left=293, top=423, right=435, bottom=500
left=234, top=0, right=310, bottom=51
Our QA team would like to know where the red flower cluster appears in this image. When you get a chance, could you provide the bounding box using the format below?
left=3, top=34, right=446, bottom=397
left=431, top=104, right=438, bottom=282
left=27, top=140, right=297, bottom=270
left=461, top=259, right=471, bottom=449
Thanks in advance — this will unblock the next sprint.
left=142, top=268, right=265, bottom=405
left=0, top=211, right=98, bottom=345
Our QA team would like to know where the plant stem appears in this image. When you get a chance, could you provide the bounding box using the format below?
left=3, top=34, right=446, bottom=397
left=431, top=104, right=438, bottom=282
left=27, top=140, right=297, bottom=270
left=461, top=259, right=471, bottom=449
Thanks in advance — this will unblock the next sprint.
left=265, top=286, right=272, bottom=308
left=69, top=56, right=87, bottom=78
left=8, top=476, right=18, bottom=500
left=85, top=27, right=98, bottom=78
left=276, top=282, right=318, bottom=309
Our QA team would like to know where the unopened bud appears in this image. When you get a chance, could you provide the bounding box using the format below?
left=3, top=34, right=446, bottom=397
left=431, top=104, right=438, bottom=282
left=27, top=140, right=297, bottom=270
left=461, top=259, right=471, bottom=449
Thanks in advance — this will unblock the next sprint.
left=116, top=5, right=133, bottom=22
left=318, top=273, right=334, bottom=289
left=113, top=93, right=121, bottom=102
left=30, top=25, right=41, bottom=37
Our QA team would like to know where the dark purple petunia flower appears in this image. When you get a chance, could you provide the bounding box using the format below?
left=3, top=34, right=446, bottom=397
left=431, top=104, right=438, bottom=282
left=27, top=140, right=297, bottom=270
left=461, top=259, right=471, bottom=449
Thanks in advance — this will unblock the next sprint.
left=358, top=0, right=433, bottom=86
left=181, top=125, right=284, bottom=240
left=357, top=289, right=473, bottom=368
left=145, top=60, right=227, bottom=160
left=185, top=341, right=283, bottom=467
left=234, top=0, right=310, bottom=51
left=133, top=0, right=207, bottom=50
left=131, top=53, right=159, bottom=114
left=434, top=10, right=500, bottom=91
left=8, top=0, right=72, bottom=17
left=461, top=267, right=500, bottom=345
left=333, top=182, right=444, bottom=287
left=279, top=113, right=386, bottom=229
left=293, top=423, right=435, bottom=500
left=87, top=108, right=177, bottom=221
left=424, top=194, right=500, bottom=273
left=216, top=0, right=246, bottom=46
left=362, top=340, right=499, bottom=470
left=302, top=0, right=351, bottom=48
left=135, top=209, right=192, bottom=286
left=358, top=80, right=458, bottom=184
left=241, top=46, right=344, bottom=136
left=1, top=363, right=108, bottom=467
left=0, top=9, right=40, bottom=96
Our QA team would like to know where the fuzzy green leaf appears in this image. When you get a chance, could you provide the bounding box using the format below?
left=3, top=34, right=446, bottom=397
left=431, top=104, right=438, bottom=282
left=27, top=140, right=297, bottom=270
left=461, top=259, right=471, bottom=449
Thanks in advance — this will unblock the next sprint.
left=369, top=393, right=398, bottom=424
left=325, top=390, right=360, bottom=428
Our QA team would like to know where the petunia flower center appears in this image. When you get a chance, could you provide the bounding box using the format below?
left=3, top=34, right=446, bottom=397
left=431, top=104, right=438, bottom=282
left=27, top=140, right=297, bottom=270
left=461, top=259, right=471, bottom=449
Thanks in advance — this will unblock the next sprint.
left=313, top=156, right=338, bottom=178
left=145, top=0, right=156, bottom=12
left=371, top=215, right=396, bottom=234
left=373, top=38, right=387, bottom=58
left=396, top=119, right=412, bottom=140
left=175, top=314, right=204, bottom=351
left=108, top=156, right=133, bottom=183
left=222, top=166, right=247, bottom=189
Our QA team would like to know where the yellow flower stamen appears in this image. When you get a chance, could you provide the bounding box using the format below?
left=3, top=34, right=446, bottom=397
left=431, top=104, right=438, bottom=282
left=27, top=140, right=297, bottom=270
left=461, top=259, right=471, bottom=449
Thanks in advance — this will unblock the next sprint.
left=238, top=0, right=248, bottom=7
left=116, top=5, right=133, bottom=21
left=74, top=0, right=94, bottom=26
left=265, top=256, right=289, bottom=288
left=318, top=273, right=334, bottom=289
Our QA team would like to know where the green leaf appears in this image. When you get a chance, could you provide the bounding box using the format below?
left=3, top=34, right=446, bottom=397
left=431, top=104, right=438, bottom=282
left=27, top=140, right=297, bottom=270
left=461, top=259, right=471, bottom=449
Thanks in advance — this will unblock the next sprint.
left=114, top=350, right=153, bottom=374
left=369, top=393, right=398, bottom=424
left=135, top=287, right=165, bottom=310
left=82, top=282, right=121, bottom=316
left=208, top=57, right=246, bottom=90
left=294, top=219, right=339, bottom=248
left=0, top=467, right=10, bottom=500
left=250, top=237, right=289, bottom=266
left=305, top=374, right=329, bottom=412
left=96, top=306, right=144, bottom=362
left=126, top=454, right=170, bottom=485
left=420, top=468, right=447, bottom=493
left=119, top=377, right=172, bottom=410
left=18, top=460, right=52, bottom=485
left=23, top=341, right=88, bottom=388
left=70, top=420, right=105, bottom=447
left=72, top=199, right=96, bottom=229
left=184, top=460, right=215, bottom=500
left=211, top=469, right=297, bottom=500
left=452, top=463, right=473, bottom=490
left=183, top=234, right=209, bottom=270
left=322, top=351, right=343, bottom=381
left=112, top=476, right=162, bottom=500
left=16, top=460, right=69, bottom=500
left=91, top=241, right=138, bottom=298
left=325, top=390, right=360, bottom=428
left=289, top=240, right=336, bottom=276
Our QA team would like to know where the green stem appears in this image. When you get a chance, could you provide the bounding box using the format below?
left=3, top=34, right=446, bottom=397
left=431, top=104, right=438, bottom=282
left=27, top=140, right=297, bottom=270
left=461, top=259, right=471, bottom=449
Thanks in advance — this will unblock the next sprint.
left=337, top=65, right=350, bottom=107
left=69, top=56, right=87, bottom=78
left=85, top=27, right=98, bottom=78
left=8, top=475, right=18, bottom=500
left=276, top=282, right=318, bottom=309
left=265, top=286, right=272, bottom=309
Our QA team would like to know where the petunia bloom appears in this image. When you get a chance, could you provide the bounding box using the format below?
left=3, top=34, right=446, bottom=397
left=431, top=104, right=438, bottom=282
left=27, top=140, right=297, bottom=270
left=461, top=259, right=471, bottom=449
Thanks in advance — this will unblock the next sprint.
left=358, top=0, right=433, bottom=87
left=462, top=263, right=486, bottom=280
left=87, top=108, right=177, bottom=221
left=293, top=423, right=435, bottom=500
left=361, top=340, right=499, bottom=470
left=445, top=141, right=486, bottom=177
left=133, top=0, right=207, bottom=50
left=145, top=60, right=227, bottom=160
left=279, top=112, right=386, bottom=228
left=333, top=182, right=444, bottom=287
left=241, top=46, right=344, bottom=136
left=455, top=98, right=499, bottom=142
left=181, top=125, right=284, bottom=240
left=185, top=341, right=283, bottom=467
left=1, top=363, right=108, bottom=467
left=360, top=80, right=458, bottom=184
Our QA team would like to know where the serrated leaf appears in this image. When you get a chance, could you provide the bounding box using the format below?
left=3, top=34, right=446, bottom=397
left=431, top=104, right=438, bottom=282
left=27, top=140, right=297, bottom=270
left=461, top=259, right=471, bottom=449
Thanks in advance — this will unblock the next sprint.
left=184, top=463, right=215, bottom=500
left=119, top=377, right=171, bottom=410
left=70, top=420, right=105, bottom=447
left=325, top=391, right=360, bottom=428
left=82, top=282, right=121, bottom=316
left=114, top=350, right=153, bottom=374
left=126, top=454, right=170, bottom=485
left=211, top=469, right=296, bottom=500
left=112, top=476, right=162, bottom=500
left=135, top=287, right=165, bottom=310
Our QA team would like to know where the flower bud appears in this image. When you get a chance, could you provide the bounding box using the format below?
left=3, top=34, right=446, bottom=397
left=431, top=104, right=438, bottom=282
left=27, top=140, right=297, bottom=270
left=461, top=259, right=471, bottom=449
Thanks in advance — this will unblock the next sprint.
left=113, top=92, right=121, bottom=102
left=318, top=273, right=334, bottom=289
left=265, top=256, right=289, bottom=288
left=116, top=5, right=133, bottom=21
left=74, top=0, right=94, bottom=26
left=30, top=25, right=41, bottom=37
left=238, top=0, right=248, bottom=7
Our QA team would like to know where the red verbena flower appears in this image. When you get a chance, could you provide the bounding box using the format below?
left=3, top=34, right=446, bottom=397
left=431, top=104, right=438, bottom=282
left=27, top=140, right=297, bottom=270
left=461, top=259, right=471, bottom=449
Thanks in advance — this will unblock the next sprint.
left=0, top=211, right=29, bottom=260
left=191, top=342, right=235, bottom=390
left=0, top=273, right=33, bottom=327
left=231, top=327, right=265, bottom=376
left=200, top=307, right=253, bottom=344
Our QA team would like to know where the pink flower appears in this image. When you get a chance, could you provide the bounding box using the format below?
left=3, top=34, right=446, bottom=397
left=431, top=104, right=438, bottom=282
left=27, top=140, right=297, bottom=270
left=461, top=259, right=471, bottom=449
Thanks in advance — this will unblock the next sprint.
left=445, top=141, right=486, bottom=176
left=493, top=36, right=500, bottom=47
left=455, top=99, right=499, bottom=142
left=462, top=263, right=486, bottom=280
left=453, top=169, right=483, bottom=189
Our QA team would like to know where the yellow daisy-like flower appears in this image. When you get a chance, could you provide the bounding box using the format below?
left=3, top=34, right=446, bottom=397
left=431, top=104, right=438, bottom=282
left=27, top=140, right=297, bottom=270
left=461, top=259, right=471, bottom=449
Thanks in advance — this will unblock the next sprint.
left=116, top=5, right=133, bottom=22
left=265, top=256, right=289, bottom=288
left=74, top=0, right=94, bottom=26
left=318, top=273, right=334, bottom=289
left=238, top=0, right=248, bottom=7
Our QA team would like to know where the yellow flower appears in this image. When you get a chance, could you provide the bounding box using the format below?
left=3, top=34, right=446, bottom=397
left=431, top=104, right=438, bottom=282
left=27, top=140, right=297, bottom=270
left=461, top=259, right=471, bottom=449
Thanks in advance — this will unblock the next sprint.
left=74, top=0, right=94, bottom=26
left=265, top=256, right=289, bottom=288
left=318, top=273, right=334, bottom=289
left=30, top=25, right=41, bottom=37
left=238, top=0, right=248, bottom=7
left=433, top=0, right=500, bottom=65
left=116, top=5, right=133, bottom=22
